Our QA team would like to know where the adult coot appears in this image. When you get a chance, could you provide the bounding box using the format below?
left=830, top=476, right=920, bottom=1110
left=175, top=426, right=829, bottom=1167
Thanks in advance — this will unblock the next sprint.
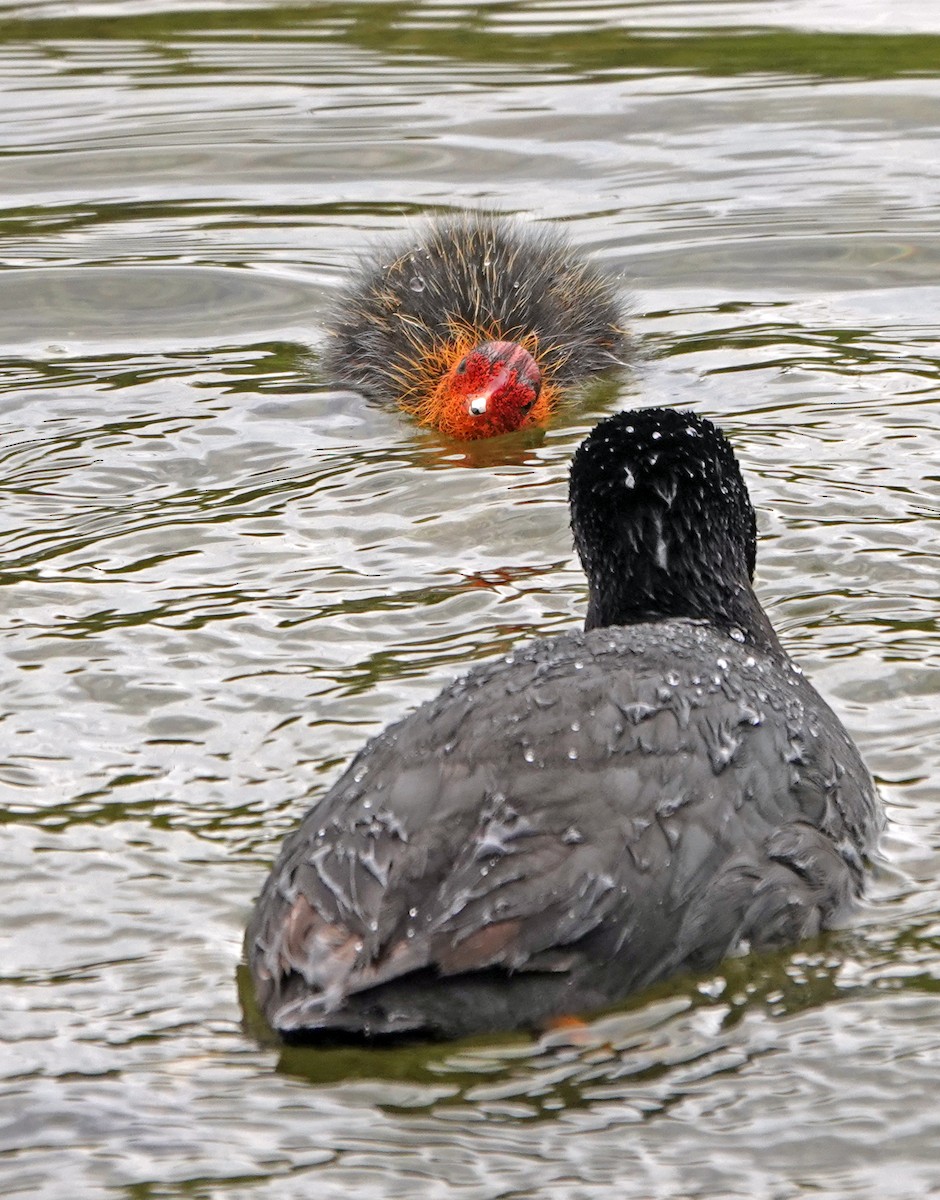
left=324, top=213, right=628, bottom=439
left=246, top=409, right=881, bottom=1041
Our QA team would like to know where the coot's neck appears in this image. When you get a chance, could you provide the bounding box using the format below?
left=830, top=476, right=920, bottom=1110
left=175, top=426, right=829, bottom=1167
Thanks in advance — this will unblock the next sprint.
left=582, top=548, right=783, bottom=657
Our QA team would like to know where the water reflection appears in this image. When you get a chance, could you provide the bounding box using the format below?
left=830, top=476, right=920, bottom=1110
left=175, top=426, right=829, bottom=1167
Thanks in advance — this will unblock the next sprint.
left=262, top=945, right=856, bottom=1100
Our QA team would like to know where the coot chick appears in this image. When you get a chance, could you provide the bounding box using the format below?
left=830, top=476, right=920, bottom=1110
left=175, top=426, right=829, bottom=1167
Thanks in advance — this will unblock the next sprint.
left=324, top=213, right=628, bottom=439
left=246, top=409, right=881, bottom=1041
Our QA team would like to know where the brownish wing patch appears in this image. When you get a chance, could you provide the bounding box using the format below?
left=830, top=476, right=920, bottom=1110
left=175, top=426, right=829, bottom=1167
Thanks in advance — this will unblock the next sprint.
left=433, top=918, right=523, bottom=974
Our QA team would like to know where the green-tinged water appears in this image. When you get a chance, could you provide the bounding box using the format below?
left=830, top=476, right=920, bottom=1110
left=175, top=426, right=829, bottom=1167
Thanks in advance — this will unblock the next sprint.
left=1, top=2, right=938, bottom=1197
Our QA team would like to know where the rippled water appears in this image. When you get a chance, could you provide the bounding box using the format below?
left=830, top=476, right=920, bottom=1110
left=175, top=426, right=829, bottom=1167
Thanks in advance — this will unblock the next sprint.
left=2, top=2, right=938, bottom=1197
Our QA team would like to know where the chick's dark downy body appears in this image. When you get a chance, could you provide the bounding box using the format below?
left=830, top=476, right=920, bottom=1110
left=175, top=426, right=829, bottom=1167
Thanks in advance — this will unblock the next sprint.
left=324, top=214, right=629, bottom=439
left=246, top=409, right=882, bottom=1041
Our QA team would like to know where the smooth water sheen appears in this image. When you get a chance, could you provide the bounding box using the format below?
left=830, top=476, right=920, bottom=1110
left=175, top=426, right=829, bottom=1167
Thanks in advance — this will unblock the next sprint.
left=1, top=2, right=938, bottom=1197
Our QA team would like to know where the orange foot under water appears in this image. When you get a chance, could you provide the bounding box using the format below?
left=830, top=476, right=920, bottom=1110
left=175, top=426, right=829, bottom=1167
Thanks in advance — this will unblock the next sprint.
left=402, top=332, right=555, bottom=440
